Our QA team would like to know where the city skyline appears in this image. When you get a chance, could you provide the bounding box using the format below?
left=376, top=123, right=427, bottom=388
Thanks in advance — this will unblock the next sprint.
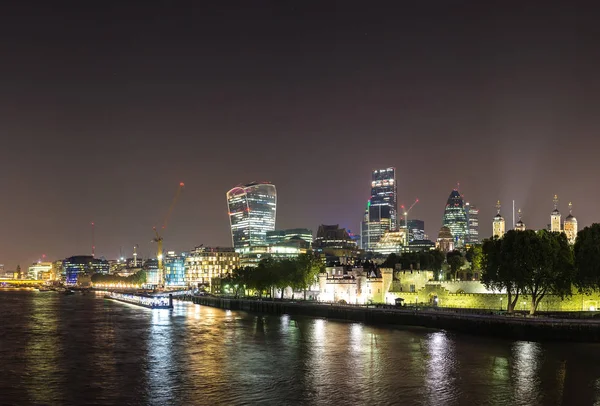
left=1, top=2, right=599, bottom=269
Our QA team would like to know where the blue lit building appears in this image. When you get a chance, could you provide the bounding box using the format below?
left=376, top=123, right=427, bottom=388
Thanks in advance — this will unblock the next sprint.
left=64, top=255, right=110, bottom=285
left=164, top=252, right=186, bottom=287
left=442, top=190, right=468, bottom=248
left=227, top=182, right=277, bottom=250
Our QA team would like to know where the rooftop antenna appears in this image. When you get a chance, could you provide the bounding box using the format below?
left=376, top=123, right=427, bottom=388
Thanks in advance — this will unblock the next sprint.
left=133, top=244, right=139, bottom=267
left=512, top=200, right=515, bottom=229
left=91, top=221, right=95, bottom=257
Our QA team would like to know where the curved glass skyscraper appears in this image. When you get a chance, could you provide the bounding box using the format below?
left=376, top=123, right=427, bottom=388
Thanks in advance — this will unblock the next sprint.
left=227, top=182, right=277, bottom=250
left=442, top=189, right=468, bottom=247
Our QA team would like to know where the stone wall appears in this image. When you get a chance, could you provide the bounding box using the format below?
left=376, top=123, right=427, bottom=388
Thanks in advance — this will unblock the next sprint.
left=388, top=284, right=600, bottom=312
left=391, top=270, right=434, bottom=292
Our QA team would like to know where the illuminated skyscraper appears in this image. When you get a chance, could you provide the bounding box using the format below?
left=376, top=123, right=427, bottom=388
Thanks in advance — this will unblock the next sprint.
left=442, top=189, right=468, bottom=247
left=227, top=182, right=277, bottom=250
left=465, top=202, right=479, bottom=244
left=361, top=168, right=397, bottom=250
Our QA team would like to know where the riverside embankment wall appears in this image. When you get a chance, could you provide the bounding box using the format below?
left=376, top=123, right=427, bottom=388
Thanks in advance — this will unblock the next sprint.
left=184, top=296, right=600, bottom=342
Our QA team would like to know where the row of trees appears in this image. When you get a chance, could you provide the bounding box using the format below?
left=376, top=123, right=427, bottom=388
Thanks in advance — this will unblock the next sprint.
left=381, top=250, right=446, bottom=272
left=381, top=247, right=484, bottom=281
left=91, top=270, right=147, bottom=285
left=220, top=254, right=324, bottom=300
left=481, top=225, right=600, bottom=315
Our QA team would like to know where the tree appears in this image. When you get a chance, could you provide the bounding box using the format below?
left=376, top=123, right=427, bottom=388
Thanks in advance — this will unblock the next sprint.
left=574, top=224, right=600, bottom=293
left=482, top=234, right=521, bottom=313
left=381, top=253, right=400, bottom=269
left=447, top=250, right=465, bottom=280
left=429, top=250, right=446, bottom=273
left=295, top=253, right=324, bottom=300
left=520, top=230, right=574, bottom=315
left=466, top=245, right=483, bottom=274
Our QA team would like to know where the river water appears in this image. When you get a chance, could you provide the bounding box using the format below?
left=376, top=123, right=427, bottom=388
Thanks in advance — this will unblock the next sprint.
left=1, top=291, right=600, bottom=405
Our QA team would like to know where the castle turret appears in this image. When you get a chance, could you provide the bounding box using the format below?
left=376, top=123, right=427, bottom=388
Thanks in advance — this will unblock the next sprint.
left=492, top=200, right=506, bottom=238
left=514, top=209, right=526, bottom=231
left=564, top=202, right=578, bottom=244
left=551, top=195, right=562, bottom=232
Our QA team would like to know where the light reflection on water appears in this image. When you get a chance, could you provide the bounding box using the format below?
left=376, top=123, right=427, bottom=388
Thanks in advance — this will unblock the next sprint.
left=2, top=292, right=600, bottom=405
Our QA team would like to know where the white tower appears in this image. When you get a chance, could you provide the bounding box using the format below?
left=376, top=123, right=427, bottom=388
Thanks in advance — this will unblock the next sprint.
left=564, top=202, right=578, bottom=244
left=551, top=195, right=562, bottom=233
left=492, top=200, right=506, bottom=238
left=515, top=209, right=526, bottom=231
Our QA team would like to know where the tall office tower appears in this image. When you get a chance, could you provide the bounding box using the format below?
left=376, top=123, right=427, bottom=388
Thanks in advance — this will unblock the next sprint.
left=442, top=189, right=468, bottom=247
left=407, top=219, right=425, bottom=242
left=464, top=202, right=480, bottom=244
left=360, top=168, right=397, bottom=250
left=226, top=182, right=277, bottom=250
left=492, top=201, right=506, bottom=238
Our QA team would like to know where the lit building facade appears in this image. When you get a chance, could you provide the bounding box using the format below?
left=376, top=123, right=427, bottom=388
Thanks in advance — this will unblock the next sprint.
left=374, top=229, right=408, bottom=255
left=64, top=256, right=110, bottom=285
left=492, top=201, right=506, bottom=238
left=144, top=259, right=159, bottom=285
left=227, top=182, right=277, bottom=250
left=314, top=224, right=358, bottom=259
left=266, top=228, right=313, bottom=246
left=164, top=251, right=187, bottom=287
left=442, top=189, right=468, bottom=247
left=407, top=219, right=425, bottom=242
left=436, top=226, right=455, bottom=253
left=564, top=202, right=578, bottom=245
left=27, top=262, right=52, bottom=280
left=361, top=168, right=397, bottom=250
left=465, top=202, right=479, bottom=244
left=185, top=247, right=240, bottom=289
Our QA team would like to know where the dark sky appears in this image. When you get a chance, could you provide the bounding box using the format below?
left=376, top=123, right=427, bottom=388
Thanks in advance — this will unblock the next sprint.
left=1, top=1, right=599, bottom=269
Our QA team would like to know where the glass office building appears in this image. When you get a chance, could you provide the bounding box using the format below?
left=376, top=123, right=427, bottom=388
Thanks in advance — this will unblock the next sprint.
left=407, top=219, right=425, bottom=241
left=227, top=182, right=277, bottom=250
left=465, top=202, right=479, bottom=244
left=361, top=168, right=397, bottom=251
left=442, top=190, right=468, bottom=248
left=266, top=228, right=313, bottom=246
left=164, top=252, right=186, bottom=287
left=64, top=255, right=110, bottom=285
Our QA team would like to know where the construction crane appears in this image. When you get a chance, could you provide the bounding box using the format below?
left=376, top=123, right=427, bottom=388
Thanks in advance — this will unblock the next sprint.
left=153, top=182, right=185, bottom=288
left=400, top=198, right=419, bottom=245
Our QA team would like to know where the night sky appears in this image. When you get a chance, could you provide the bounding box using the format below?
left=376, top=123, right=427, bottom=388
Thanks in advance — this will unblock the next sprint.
left=1, top=1, right=599, bottom=269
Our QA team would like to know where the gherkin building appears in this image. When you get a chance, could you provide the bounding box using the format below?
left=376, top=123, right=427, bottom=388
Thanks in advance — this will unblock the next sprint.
left=442, top=189, right=468, bottom=247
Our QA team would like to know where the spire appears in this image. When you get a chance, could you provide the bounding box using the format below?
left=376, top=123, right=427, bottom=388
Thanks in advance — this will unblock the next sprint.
left=553, top=194, right=559, bottom=210
left=496, top=200, right=501, bottom=215
left=518, top=208, right=522, bottom=221
left=569, top=201, right=573, bottom=215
